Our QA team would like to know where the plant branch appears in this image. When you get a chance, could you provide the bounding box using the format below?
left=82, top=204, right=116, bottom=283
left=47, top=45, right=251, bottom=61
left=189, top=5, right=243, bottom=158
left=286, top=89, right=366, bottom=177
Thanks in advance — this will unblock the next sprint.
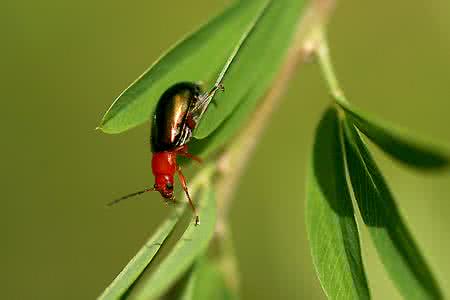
left=315, top=30, right=349, bottom=105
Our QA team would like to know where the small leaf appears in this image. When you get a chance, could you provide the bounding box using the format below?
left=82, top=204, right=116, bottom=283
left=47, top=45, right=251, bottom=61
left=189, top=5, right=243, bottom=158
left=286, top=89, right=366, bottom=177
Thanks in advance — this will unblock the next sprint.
left=98, top=0, right=271, bottom=134
left=338, top=101, right=450, bottom=169
left=306, top=108, right=370, bottom=299
left=188, top=87, right=256, bottom=158
left=342, top=118, right=443, bottom=300
left=127, top=185, right=217, bottom=299
left=98, top=208, right=183, bottom=300
left=99, top=0, right=306, bottom=152
left=194, top=0, right=306, bottom=138
left=178, top=256, right=236, bottom=300
left=190, top=0, right=306, bottom=156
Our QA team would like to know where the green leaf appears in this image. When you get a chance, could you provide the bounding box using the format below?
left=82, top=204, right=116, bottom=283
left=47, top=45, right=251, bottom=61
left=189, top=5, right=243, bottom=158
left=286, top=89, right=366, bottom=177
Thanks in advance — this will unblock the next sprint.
left=306, top=108, right=370, bottom=300
left=342, top=118, right=443, bottom=300
left=337, top=101, right=450, bottom=170
left=178, top=256, right=236, bottom=300
left=194, top=0, right=305, bottom=138
left=127, top=185, right=217, bottom=299
left=188, top=85, right=257, bottom=158
left=99, top=0, right=306, bottom=153
left=98, top=208, right=183, bottom=300
left=190, top=0, right=306, bottom=156
left=98, top=0, right=271, bottom=134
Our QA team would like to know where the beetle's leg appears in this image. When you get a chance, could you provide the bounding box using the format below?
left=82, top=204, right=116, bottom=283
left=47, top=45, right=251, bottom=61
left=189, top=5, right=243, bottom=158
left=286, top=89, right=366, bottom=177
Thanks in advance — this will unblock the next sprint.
left=174, top=145, right=203, bottom=163
left=207, top=82, right=225, bottom=95
left=197, top=83, right=225, bottom=107
left=177, top=151, right=203, bottom=164
left=185, top=114, right=197, bottom=130
left=208, top=82, right=224, bottom=97
left=164, top=196, right=179, bottom=205
left=176, top=166, right=200, bottom=225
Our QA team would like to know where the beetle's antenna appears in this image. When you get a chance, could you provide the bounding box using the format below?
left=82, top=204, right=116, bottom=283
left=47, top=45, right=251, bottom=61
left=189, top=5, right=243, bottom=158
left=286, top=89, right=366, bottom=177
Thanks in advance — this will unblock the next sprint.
left=107, top=188, right=155, bottom=206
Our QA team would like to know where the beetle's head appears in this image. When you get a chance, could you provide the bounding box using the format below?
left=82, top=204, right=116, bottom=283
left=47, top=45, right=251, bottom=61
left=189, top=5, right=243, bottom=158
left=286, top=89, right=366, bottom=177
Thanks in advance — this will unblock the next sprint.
left=154, top=174, right=175, bottom=200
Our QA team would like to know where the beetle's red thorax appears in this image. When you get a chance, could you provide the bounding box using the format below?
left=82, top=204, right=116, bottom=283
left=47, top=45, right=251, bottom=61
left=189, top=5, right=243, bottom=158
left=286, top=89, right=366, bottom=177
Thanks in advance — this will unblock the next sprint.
left=152, top=151, right=177, bottom=176
left=152, top=151, right=177, bottom=199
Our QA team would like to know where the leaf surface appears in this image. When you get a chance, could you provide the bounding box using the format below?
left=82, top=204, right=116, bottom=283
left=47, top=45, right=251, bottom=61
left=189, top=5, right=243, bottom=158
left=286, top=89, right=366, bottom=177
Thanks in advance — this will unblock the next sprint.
left=194, top=0, right=305, bottom=138
left=99, top=0, right=271, bottom=134
left=306, top=108, right=370, bottom=300
left=127, top=185, right=217, bottom=299
left=338, top=101, right=450, bottom=169
left=190, top=0, right=306, bottom=156
left=99, top=0, right=307, bottom=158
left=178, top=256, right=236, bottom=300
left=343, top=118, right=443, bottom=300
left=98, top=209, right=183, bottom=300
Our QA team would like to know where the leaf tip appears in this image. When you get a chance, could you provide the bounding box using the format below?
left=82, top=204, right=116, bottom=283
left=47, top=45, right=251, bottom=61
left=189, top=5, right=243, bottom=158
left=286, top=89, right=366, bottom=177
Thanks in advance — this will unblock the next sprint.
left=95, top=124, right=120, bottom=134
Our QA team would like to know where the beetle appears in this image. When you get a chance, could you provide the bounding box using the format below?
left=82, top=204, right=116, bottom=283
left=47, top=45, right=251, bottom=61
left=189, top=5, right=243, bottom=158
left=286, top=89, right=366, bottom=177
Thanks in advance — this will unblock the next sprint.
left=109, top=81, right=224, bottom=225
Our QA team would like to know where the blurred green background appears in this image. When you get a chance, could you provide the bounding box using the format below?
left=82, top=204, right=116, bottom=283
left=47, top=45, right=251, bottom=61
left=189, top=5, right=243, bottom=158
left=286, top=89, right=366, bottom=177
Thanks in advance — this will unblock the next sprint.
left=2, top=0, right=450, bottom=299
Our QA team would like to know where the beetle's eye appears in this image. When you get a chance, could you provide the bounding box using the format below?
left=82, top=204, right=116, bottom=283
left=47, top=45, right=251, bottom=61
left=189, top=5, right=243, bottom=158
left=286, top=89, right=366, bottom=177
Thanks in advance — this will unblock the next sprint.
left=166, top=183, right=173, bottom=190
left=154, top=183, right=158, bottom=189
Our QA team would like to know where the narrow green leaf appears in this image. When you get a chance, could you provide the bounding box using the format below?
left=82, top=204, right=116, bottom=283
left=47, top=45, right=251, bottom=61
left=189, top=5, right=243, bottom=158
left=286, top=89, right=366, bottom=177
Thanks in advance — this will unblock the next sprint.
left=194, top=0, right=305, bottom=138
left=128, top=185, right=217, bottom=299
left=99, top=0, right=306, bottom=155
left=177, top=266, right=197, bottom=300
left=178, top=256, right=236, bottom=300
left=190, top=0, right=306, bottom=156
left=338, top=101, right=450, bottom=169
left=98, top=0, right=271, bottom=134
left=98, top=208, right=183, bottom=300
left=306, top=108, right=370, bottom=300
left=342, top=118, right=443, bottom=300
left=188, top=85, right=256, bottom=158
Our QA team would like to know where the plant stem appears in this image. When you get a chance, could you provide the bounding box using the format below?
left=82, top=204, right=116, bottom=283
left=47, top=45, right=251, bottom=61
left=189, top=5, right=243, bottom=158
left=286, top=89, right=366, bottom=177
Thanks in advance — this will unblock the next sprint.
left=315, top=30, right=350, bottom=105
left=316, top=36, right=341, bottom=97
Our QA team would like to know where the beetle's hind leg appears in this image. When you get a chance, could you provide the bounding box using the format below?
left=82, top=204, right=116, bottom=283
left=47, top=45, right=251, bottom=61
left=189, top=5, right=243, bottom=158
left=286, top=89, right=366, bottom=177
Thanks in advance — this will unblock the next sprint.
left=174, top=145, right=202, bottom=163
left=176, top=166, right=200, bottom=225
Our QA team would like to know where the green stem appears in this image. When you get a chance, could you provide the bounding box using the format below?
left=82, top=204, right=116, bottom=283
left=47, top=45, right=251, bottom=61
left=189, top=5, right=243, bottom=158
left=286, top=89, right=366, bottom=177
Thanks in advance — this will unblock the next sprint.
left=315, top=31, right=349, bottom=106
